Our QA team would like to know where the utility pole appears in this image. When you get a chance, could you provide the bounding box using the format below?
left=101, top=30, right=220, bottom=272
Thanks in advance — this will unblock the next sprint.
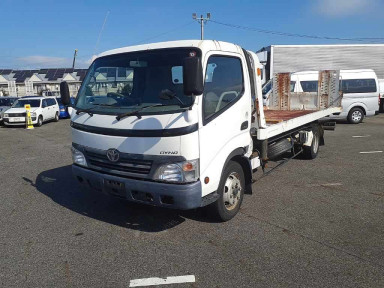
left=72, top=49, right=78, bottom=69
left=192, top=13, right=211, bottom=40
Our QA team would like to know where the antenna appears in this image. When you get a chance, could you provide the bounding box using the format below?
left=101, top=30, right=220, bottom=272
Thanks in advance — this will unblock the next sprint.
left=93, top=10, right=110, bottom=56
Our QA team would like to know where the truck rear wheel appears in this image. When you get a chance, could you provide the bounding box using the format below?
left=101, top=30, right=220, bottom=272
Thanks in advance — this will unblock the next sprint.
left=209, top=161, right=245, bottom=222
left=303, top=126, right=320, bottom=159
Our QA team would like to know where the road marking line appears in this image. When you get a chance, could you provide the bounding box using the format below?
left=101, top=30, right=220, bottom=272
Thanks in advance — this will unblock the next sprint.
left=129, top=275, right=196, bottom=287
left=359, top=151, right=383, bottom=154
left=352, top=135, right=370, bottom=138
left=308, top=183, right=343, bottom=187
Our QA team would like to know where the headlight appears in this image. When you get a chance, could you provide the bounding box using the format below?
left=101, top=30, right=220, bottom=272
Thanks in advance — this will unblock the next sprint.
left=71, top=146, right=87, bottom=167
left=154, top=159, right=199, bottom=183
left=4, top=113, right=8, bottom=117
left=31, top=112, right=36, bottom=117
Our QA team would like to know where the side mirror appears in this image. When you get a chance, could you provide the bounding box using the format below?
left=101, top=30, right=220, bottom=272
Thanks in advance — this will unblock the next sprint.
left=183, top=56, right=203, bottom=96
left=60, top=81, right=70, bottom=105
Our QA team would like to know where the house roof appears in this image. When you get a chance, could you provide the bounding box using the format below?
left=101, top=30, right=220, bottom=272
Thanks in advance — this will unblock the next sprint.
left=0, top=68, right=88, bottom=83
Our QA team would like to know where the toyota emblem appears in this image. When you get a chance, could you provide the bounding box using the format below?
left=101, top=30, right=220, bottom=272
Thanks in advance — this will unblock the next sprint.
left=106, top=149, right=120, bottom=162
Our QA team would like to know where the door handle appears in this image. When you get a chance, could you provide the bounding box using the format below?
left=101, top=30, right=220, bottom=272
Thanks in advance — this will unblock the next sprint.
left=240, top=121, right=248, bottom=130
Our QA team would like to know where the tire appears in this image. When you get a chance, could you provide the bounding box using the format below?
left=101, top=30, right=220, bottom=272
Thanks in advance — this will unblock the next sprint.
left=54, top=112, right=59, bottom=122
left=36, top=115, right=43, bottom=127
left=208, top=161, right=245, bottom=222
left=380, top=99, right=384, bottom=113
left=268, top=139, right=292, bottom=159
left=347, top=107, right=364, bottom=124
left=303, top=126, right=320, bottom=160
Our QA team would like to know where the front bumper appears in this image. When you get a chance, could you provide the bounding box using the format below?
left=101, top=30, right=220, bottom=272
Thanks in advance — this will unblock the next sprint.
left=3, top=117, right=37, bottom=125
left=59, top=111, right=69, bottom=118
left=73, top=164, right=202, bottom=210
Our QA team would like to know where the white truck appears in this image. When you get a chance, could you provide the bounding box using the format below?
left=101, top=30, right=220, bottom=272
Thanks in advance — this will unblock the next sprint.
left=60, top=40, right=342, bottom=221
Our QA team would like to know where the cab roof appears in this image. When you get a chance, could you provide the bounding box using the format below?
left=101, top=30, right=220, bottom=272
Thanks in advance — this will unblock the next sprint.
left=97, top=40, right=244, bottom=59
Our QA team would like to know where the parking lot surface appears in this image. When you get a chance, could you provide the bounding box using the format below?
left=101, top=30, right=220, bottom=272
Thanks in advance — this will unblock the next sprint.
left=1, top=115, right=384, bottom=288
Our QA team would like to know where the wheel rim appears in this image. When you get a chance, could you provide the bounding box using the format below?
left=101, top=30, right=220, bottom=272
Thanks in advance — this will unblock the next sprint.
left=351, top=110, right=362, bottom=122
left=223, top=172, right=242, bottom=211
left=313, top=133, right=319, bottom=154
left=39, top=117, right=42, bottom=125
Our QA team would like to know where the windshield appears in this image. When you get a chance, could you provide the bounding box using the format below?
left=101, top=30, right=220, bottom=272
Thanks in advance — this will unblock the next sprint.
left=0, top=98, right=13, bottom=106
left=12, top=99, right=41, bottom=108
left=75, top=48, right=201, bottom=115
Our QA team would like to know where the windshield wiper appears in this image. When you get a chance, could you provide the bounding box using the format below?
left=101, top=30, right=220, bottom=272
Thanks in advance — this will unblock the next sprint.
left=116, top=104, right=167, bottom=121
left=76, top=108, right=94, bottom=117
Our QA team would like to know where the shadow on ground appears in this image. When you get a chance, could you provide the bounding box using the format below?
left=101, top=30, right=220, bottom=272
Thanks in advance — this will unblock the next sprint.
left=25, top=165, right=215, bottom=233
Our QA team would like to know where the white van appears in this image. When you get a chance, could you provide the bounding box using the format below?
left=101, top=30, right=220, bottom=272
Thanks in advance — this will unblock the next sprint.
left=378, top=79, right=384, bottom=112
left=291, top=70, right=380, bottom=124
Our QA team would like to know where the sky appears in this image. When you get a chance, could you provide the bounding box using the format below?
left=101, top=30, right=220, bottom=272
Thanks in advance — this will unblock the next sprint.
left=1, top=0, right=383, bottom=69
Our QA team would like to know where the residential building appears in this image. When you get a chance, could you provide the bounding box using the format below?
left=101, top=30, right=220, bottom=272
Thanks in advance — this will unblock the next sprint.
left=0, top=68, right=87, bottom=97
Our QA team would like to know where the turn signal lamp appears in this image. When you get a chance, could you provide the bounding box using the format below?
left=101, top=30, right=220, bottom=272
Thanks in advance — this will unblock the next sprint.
left=182, top=162, right=194, bottom=171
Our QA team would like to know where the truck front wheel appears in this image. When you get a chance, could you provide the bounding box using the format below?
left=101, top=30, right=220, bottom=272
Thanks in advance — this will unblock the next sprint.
left=209, top=161, right=245, bottom=222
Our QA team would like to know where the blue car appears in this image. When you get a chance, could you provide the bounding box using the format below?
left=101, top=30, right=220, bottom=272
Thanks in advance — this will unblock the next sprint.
left=57, top=97, right=75, bottom=118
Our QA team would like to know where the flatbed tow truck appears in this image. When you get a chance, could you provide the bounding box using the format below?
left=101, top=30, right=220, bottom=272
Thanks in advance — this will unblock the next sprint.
left=60, top=40, right=342, bottom=221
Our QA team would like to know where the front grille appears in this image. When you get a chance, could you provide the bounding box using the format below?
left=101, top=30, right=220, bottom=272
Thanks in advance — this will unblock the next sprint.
left=85, top=149, right=152, bottom=175
left=8, top=113, right=26, bottom=117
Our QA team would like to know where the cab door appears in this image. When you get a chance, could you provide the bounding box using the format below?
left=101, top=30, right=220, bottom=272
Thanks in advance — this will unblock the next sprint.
left=199, top=52, right=252, bottom=195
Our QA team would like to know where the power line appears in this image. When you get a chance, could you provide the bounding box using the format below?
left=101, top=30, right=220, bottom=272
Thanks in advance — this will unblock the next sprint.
left=210, top=20, right=384, bottom=43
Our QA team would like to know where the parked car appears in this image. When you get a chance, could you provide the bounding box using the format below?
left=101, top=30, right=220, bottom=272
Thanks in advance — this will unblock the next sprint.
left=3, top=96, right=60, bottom=127
left=56, top=97, right=75, bottom=118
left=0, top=97, right=18, bottom=124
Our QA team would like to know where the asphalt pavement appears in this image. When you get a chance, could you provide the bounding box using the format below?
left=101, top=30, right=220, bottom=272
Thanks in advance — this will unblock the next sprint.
left=0, top=115, right=384, bottom=288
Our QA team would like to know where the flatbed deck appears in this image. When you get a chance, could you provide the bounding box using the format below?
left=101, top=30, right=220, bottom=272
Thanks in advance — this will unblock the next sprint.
left=264, top=110, right=314, bottom=123
left=257, top=107, right=342, bottom=140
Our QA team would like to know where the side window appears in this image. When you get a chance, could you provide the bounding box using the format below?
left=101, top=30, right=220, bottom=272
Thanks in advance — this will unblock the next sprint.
left=340, top=79, right=377, bottom=93
left=42, top=100, right=47, bottom=108
left=262, top=80, right=272, bottom=95
left=203, top=56, right=244, bottom=120
left=300, top=81, right=318, bottom=92
left=290, top=81, right=296, bottom=92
